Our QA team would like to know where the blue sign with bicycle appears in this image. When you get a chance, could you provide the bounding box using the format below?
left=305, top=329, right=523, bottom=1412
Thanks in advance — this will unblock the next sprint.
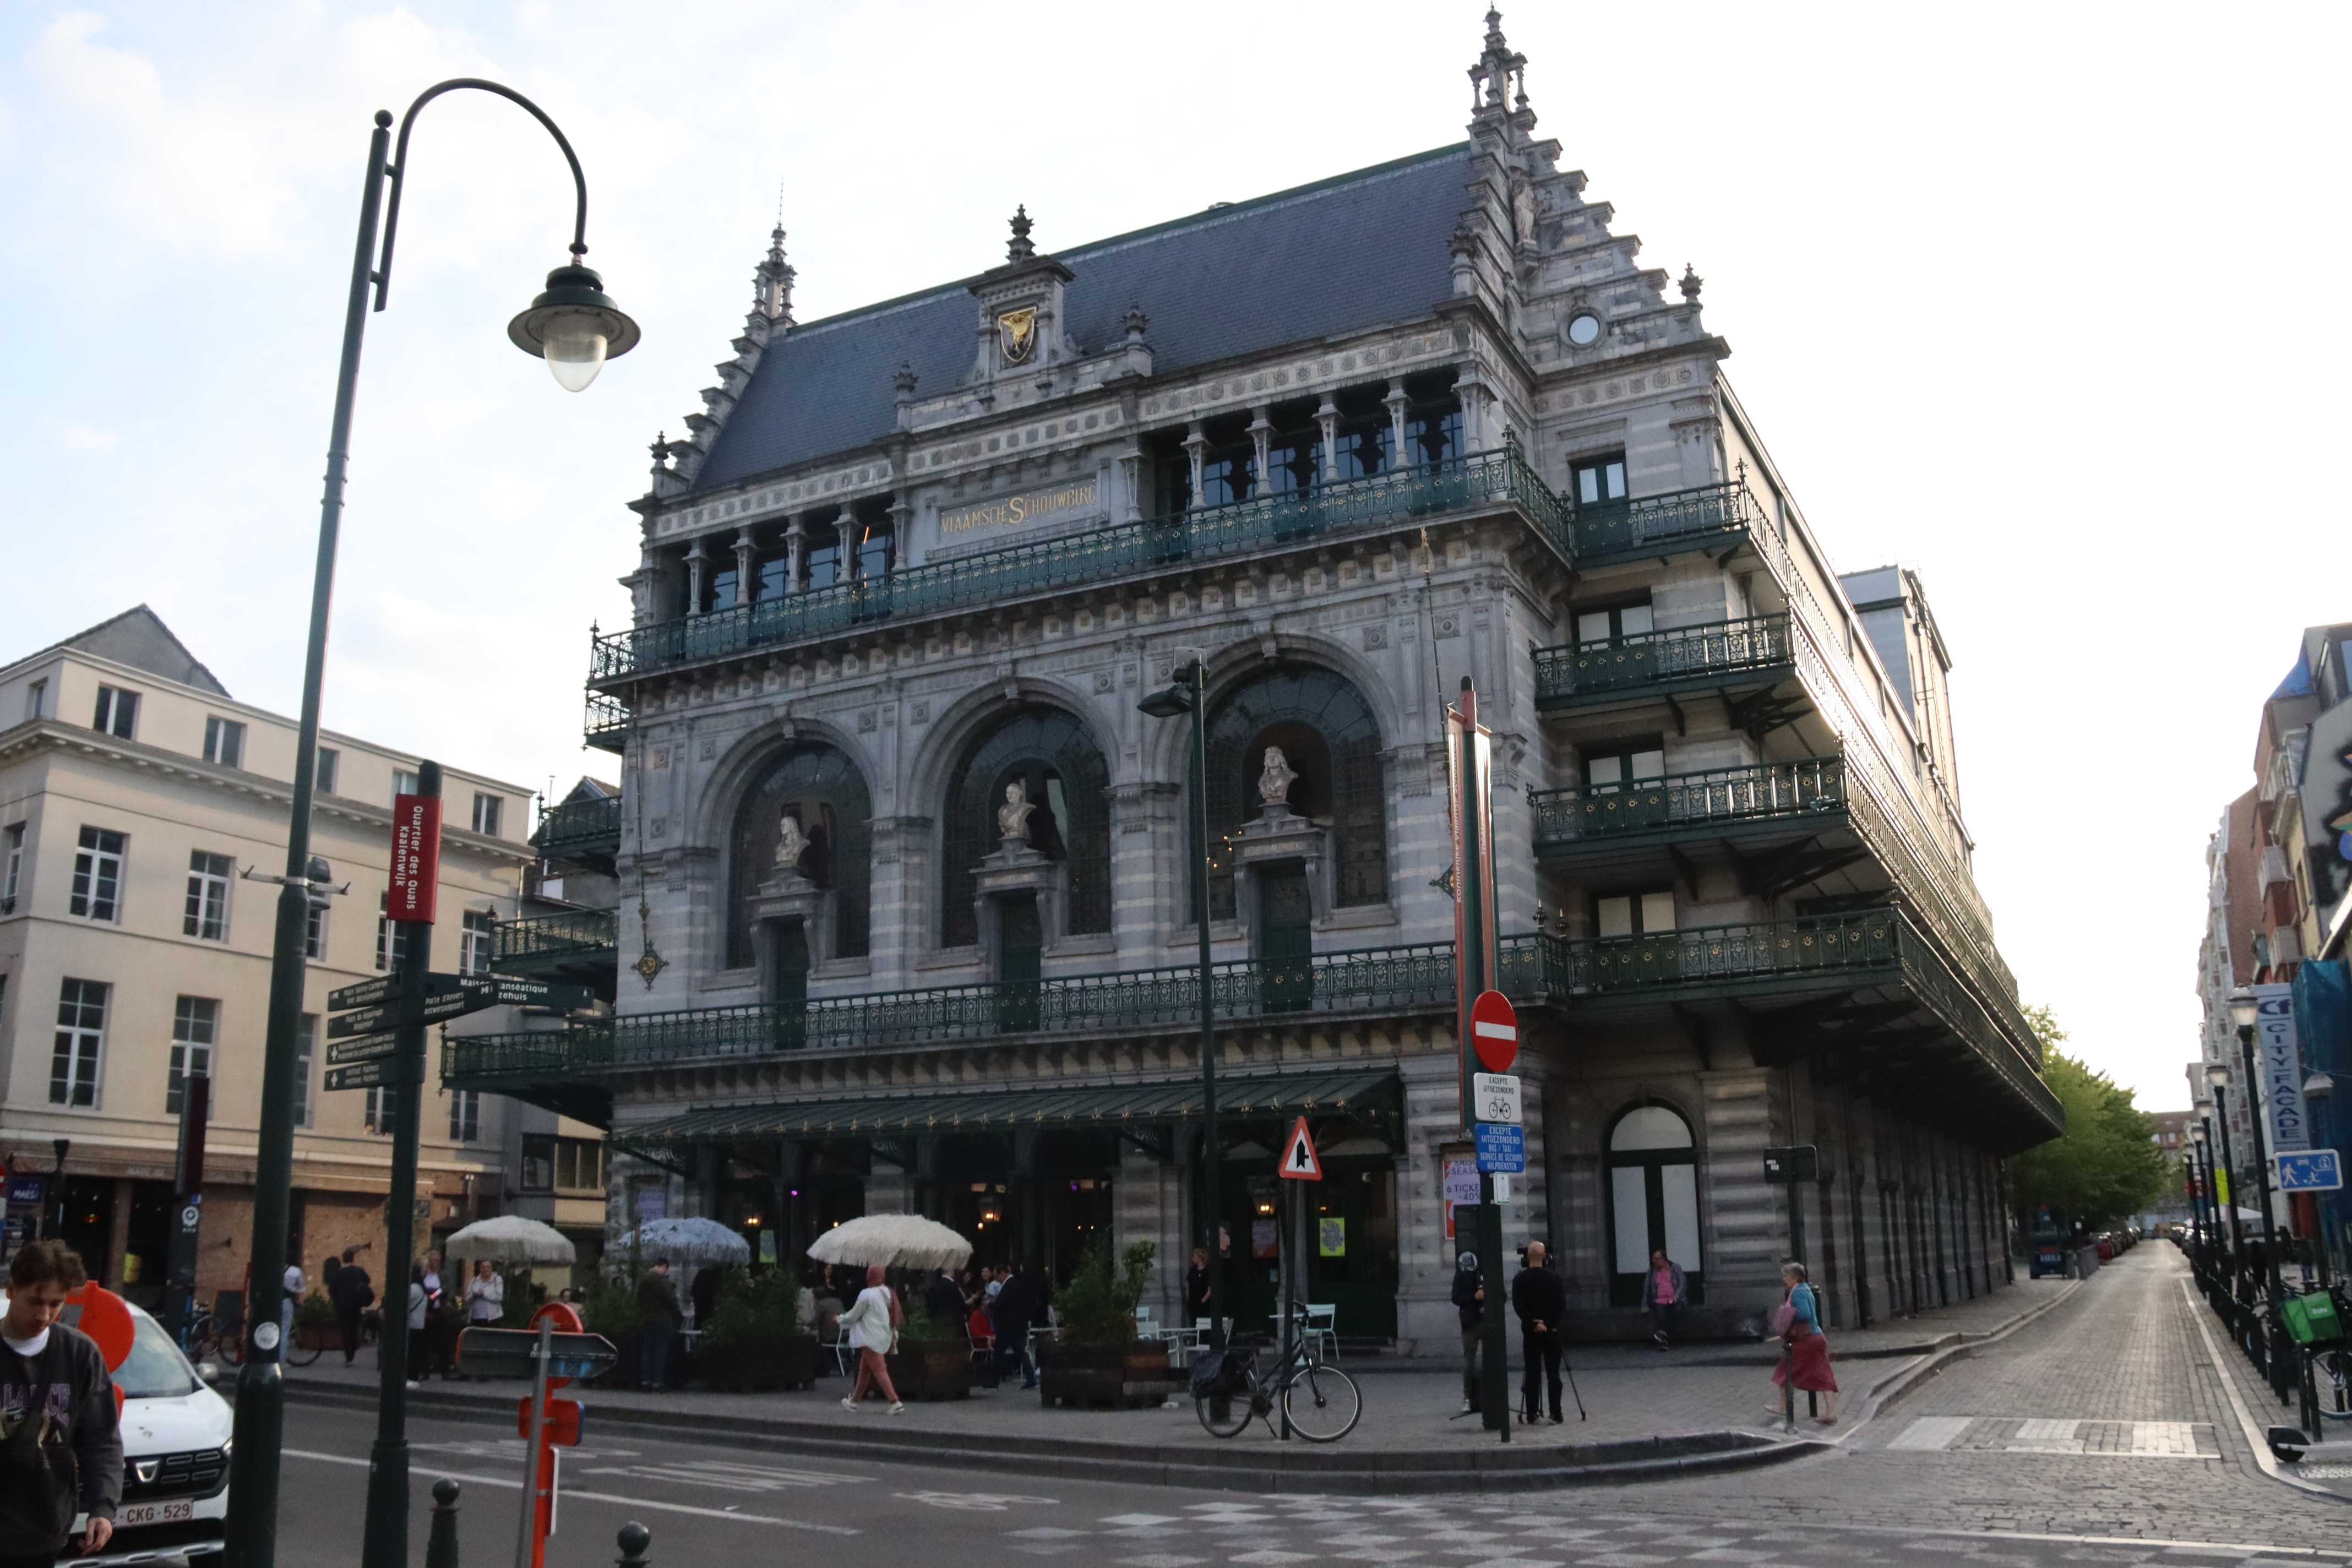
left=1475, top=1123, right=1525, bottom=1174
left=2275, top=1150, right=2344, bottom=1192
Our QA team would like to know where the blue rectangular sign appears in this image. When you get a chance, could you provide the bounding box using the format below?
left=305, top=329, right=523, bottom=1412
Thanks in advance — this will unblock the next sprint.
left=2274, top=1150, right=2343, bottom=1192
left=4, top=1177, right=43, bottom=1206
left=1474, top=1123, right=1525, bottom=1174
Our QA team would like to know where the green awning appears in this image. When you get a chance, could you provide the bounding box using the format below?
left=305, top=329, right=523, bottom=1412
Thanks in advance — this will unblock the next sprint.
left=610, top=1068, right=1400, bottom=1151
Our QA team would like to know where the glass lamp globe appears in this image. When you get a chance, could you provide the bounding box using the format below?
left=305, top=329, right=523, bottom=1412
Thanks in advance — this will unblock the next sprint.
left=508, top=262, right=641, bottom=393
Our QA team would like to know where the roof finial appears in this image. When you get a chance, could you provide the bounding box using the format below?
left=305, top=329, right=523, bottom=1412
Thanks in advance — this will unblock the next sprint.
left=1469, top=8, right=1529, bottom=117
left=755, top=225, right=796, bottom=324
left=1007, top=204, right=1035, bottom=262
left=1679, top=263, right=1703, bottom=303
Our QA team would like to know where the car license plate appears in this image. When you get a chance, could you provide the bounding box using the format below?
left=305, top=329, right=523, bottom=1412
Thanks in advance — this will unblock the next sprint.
left=115, top=1499, right=195, bottom=1527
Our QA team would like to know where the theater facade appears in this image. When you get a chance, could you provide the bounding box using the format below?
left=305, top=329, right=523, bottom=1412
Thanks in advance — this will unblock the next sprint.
left=448, top=12, right=2059, bottom=1344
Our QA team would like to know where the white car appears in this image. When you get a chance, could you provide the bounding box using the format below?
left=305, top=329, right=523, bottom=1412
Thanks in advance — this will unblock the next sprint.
left=0, top=1293, right=233, bottom=1567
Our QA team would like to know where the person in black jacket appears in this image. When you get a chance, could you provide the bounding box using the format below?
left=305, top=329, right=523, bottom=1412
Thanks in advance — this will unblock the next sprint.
left=329, top=1245, right=375, bottom=1366
left=0, top=1239, right=123, bottom=1563
left=992, top=1262, right=1048, bottom=1389
left=1450, top=1250, right=1487, bottom=1414
left=1509, top=1240, right=1567, bottom=1424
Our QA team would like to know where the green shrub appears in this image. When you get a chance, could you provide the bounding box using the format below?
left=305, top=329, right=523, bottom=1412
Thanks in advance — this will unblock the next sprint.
left=579, top=1274, right=643, bottom=1342
left=896, top=1300, right=959, bottom=1346
left=1055, top=1240, right=1156, bottom=1346
left=698, top=1265, right=810, bottom=1352
left=293, top=1291, right=339, bottom=1330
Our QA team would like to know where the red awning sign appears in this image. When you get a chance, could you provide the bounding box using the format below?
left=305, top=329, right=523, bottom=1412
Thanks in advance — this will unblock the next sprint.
left=1471, top=990, right=1518, bottom=1074
left=1279, top=1116, right=1324, bottom=1181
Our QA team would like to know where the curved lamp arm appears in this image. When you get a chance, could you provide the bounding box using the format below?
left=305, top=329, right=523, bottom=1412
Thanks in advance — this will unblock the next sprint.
left=375, top=77, right=591, bottom=311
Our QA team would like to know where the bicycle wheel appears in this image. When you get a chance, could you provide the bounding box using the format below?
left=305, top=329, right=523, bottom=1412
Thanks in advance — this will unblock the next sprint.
left=2316, top=1348, right=2352, bottom=1419
left=210, top=1322, right=245, bottom=1367
left=1196, top=1378, right=1255, bottom=1438
left=284, top=1330, right=322, bottom=1367
left=1282, top=1363, right=1362, bottom=1442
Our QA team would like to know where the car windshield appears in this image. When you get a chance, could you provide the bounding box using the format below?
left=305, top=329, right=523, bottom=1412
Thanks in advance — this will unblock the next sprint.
left=116, top=1309, right=198, bottom=1400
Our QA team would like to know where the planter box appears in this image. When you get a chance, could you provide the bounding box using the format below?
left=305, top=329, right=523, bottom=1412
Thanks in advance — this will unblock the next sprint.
left=1036, top=1341, right=1182, bottom=1410
left=293, top=1323, right=339, bottom=1352
left=705, top=1337, right=820, bottom=1392
left=884, top=1342, right=972, bottom=1402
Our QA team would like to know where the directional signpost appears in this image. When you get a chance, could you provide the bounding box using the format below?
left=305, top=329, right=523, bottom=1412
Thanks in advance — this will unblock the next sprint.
left=2275, top=1150, right=2344, bottom=1192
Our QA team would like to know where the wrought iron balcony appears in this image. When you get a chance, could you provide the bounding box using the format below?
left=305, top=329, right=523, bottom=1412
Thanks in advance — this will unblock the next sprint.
left=584, top=692, right=630, bottom=753
left=532, top=794, right=622, bottom=868
left=1531, top=614, right=1792, bottom=711
left=1510, top=907, right=1893, bottom=1000
left=589, top=447, right=1567, bottom=683
left=1527, top=756, right=1847, bottom=856
left=491, top=908, right=618, bottom=969
left=1566, top=480, right=1761, bottom=565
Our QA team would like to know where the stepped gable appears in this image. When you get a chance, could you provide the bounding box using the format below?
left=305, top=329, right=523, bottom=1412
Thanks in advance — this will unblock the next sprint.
left=682, top=144, right=1476, bottom=494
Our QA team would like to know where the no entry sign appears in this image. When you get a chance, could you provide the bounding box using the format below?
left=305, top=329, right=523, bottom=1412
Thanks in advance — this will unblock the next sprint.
left=1470, top=990, right=1518, bottom=1074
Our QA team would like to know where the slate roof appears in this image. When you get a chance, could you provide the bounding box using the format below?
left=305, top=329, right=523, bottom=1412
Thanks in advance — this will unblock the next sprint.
left=17, top=604, right=230, bottom=696
left=694, top=143, right=1476, bottom=493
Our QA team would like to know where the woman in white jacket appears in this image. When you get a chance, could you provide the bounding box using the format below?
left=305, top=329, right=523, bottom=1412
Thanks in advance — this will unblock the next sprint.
left=837, top=1264, right=905, bottom=1414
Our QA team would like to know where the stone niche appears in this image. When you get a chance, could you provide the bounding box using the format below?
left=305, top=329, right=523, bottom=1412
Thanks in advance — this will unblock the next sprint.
left=750, top=866, right=835, bottom=1000
left=1229, top=802, right=1333, bottom=950
left=972, top=834, right=1069, bottom=965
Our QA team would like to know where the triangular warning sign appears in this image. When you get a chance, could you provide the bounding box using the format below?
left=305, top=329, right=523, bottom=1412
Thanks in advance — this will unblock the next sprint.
left=1278, top=1115, right=1323, bottom=1180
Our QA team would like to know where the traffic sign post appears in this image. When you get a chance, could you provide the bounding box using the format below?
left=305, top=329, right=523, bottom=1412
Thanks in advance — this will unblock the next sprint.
left=1475, top=1124, right=1526, bottom=1173
left=1447, top=679, right=1510, bottom=1441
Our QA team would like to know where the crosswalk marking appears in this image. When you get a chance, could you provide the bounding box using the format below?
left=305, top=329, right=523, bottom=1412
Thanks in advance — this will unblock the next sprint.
left=1888, top=1415, right=1974, bottom=1451
left=2128, top=1421, right=2198, bottom=1456
left=1885, top=1416, right=2220, bottom=1459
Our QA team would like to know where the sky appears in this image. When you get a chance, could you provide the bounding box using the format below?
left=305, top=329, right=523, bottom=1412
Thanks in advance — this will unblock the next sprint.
left=3, top=2, right=2344, bottom=1111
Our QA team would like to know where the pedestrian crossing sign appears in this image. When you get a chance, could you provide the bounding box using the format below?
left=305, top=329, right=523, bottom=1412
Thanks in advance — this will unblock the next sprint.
left=1280, top=1116, right=1324, bottom=1180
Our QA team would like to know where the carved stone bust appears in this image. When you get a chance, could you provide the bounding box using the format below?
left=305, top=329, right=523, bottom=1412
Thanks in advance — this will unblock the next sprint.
left=773, top=812, right=808, bottom=872
left=998, top=780, right=1035, bottom=842
left=1258, top=746, right=1299, bottom=809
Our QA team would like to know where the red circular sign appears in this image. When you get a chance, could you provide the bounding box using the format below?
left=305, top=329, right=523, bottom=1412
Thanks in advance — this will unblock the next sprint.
left=63, top=1284, right=134, bottom=1373
left=1470, top=989, right=1518, bottom=1073
left=530, top=1300, right=584, bottom=1390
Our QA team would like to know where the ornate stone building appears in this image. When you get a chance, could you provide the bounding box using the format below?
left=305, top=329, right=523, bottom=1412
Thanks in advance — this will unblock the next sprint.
left=450, top=12, right=2058, bottom=1342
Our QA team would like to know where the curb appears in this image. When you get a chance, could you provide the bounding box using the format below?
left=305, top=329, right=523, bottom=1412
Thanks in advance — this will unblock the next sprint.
left=2177, top=1275, right=2352, bottom=1506
left=283, top=1378, right=1826, bottom=1496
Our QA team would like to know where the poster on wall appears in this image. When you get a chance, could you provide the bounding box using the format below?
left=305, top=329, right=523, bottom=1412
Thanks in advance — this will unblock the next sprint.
left=2252, top=982, right=2311, bottom=1153
left=1251, top=1219, right=1278, bottom=1259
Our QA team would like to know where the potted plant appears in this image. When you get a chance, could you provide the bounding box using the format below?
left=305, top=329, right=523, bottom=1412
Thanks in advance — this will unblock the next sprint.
left=292, top=1290, right=340, bottom=1352
left=699, top=1266, right=820, bottom=1392
left=1037, top=1242, right=1176, bottom=1409
left=886, top=1301, right=972, bottom=1402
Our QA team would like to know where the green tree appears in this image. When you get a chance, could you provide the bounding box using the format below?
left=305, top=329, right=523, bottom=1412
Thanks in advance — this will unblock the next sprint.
left=2006, top=1006, right=2169, bottom=1228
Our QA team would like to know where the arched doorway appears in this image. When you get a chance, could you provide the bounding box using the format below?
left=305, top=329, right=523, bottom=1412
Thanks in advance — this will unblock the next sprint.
left=1605, top=1103, right=1703, bottom=1307
left=727, top=742, right=872, bottom=971
left=940, top=706, right=1112, bottom=950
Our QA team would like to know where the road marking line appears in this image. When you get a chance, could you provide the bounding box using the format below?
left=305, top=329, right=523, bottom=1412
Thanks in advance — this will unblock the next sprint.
left=2131, top=1420, right=2200, bottom=1456
left=1886, top=1415, right=1972, bottom=1451
left=280, top=1449, right=861, bottom=1534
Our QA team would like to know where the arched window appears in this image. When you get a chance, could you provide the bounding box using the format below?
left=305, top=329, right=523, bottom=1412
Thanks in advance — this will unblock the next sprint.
left=941, top=707, right=1111, bottom=947
left=727, top=743, right=872, bottom=966
left=1200, top=665, right=1386, bottom=919
left=1605, top=1102, right=1703, bottom=1308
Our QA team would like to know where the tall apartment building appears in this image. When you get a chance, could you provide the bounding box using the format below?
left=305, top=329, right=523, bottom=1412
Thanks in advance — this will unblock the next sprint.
left=0, top=606, right=542, bottom=1305
left=450, top=13, right=2057, bottom=1340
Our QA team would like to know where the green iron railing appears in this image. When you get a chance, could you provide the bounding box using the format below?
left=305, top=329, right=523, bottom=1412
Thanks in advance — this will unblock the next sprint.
left=584, top=691, right=630, bottom=752
left=532, top=795, right=622, bottom=860
left=1531, top=613, right=1791, bottom=706
left=1512, top=907, right=1897, bottom=998
left=589, top=448, right=1565, bottom=682
left=491, top=908, right=618, bottom=967
left=1528, top=756, right=1845, bottom=848
left=1566, top=480, right=1760, bottom=561
left=442, top=1027, right=613, bottom=1085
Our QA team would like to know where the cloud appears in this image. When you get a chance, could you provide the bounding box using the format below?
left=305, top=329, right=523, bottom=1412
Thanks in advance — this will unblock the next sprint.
left=39, top=417, right=118, bottom=451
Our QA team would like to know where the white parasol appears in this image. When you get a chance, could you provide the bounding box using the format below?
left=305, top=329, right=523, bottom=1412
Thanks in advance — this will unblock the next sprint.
left=615, top=1216, right=752, bottom=1270
left=443, top=1215, right=577, bottom=1267
left=806, top=1213, right=973, bottom=1270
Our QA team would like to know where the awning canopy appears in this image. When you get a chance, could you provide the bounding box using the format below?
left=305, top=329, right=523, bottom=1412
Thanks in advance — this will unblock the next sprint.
left=611, top=1068, right=1401, bottom=1153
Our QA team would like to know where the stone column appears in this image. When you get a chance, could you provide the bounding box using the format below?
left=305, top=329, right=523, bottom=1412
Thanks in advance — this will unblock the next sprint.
left=684, top=537, right=709, bottom=614
left=888, top=497, right=913, bottom=574
left=1108, top=781, right=1179, bottom=965
left=1183, top=421, right=1207, bottom=506
left=1384, top=378, right=1410, bottom=471
left=785, top=518, right=805, bottom=594
left=1316, top=395, right=1340, bottom=485
left=1119, top=444, right=1142, bottom=522
left=1248, top=406, right=1273, bottom=496
left=733, top=527, right=756, bottom=607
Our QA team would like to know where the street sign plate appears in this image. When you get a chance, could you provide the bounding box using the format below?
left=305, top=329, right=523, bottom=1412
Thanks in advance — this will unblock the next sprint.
left=328, top=973, right=466, bottom=1012
left=2276, top=1150, right=2344, bottom=1192
left=1278, top=1116, right=1323, bottom=1180
left=1442, top=1157, right=1480, bottom=1206
left=1474, top=1123, right=1525, bottom=1173
left=516, top=1395, right=584, bottom=1448
left=459, top=1328, right=618, bottom=1381
left=324, top=1055, right=420, bottom=1092
left=1472, top=1072, right=1521, bottom=1126
left=389, top=793, right=443, bottom=922
left=1763, top=1146, right=1819, bottom=1183
left=325, top=1032, right=402, bottom=1066
left=1469, top=990, right=1518, bottom=1074
left=327, top=988, right=478, bottom=1039
left=471, top=977, right=597, bottom=1010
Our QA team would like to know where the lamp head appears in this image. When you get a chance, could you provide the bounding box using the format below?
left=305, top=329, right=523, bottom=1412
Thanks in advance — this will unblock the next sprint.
left=2206, top=1063, right=2232, bottom=1089
left=1136, top=683, right=1194, bottom=719
left=2305, top=1071, right=2334, bottom=1099
left=2226, top=984, right=2261, bottom=1033
left=509, top=262, right=642, bottom=392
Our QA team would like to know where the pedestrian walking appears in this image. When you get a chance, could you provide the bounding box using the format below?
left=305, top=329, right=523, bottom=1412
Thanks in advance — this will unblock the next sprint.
left=1451, top=1250, right=1488, bottom=1413
left=421, top=1250, right=453, bottom=1379
left=280, top=1260, right=304, bottom=1346
left=465, top=1260, right=504, bottom=1330
left=1643, top=1249, right=1687, bottom=1350
left=1768, top=1261, right=1837, bottom=1424
left=837, top=1264, right=905, bottom=1413
left=0, top=1239, right=124, bottom=1566
left=992, top=1260, right=1048, bottom=1390
left=404, top=1262, right=428, bottom=1389
left=635, top=1259, right=684, bottom=1392
left=330, top=1246, right=373, bottom=1365
left=1510, top=1240, right=1567, bottom=1424
left=1183, top=1247, right=1212, bottom=1329
left=923, top=1266, right=965, bottom=1337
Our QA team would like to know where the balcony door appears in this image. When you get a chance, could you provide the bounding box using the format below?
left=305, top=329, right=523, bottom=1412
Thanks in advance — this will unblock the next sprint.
left=997, top=894, right=1043, bottom=1033
left=1583, top=742, right=1667, bottom=834
left=1607, top=1103, right=1703, bottom=1307
left=1256, top=864, right=1313, bottom=1014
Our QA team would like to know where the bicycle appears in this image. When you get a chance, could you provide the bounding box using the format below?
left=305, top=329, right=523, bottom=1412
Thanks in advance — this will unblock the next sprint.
left=1193, top=1306, right=1362, bottom=1443
left=178, top=1311, right=244, bottom=1368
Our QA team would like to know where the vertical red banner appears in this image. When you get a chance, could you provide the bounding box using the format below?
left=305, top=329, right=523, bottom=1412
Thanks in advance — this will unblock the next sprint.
left=388, top=793, right=443, bottom=922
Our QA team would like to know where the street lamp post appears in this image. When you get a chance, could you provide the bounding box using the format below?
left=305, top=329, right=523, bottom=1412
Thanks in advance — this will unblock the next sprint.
left=2227, top=984, right=2290, bottom=1395
left=1137, top=653, right=1221, bottom=1348
left=2208, top=1067, right=2244, bottom=1256
left=222, top=79, right=637, bottom=1568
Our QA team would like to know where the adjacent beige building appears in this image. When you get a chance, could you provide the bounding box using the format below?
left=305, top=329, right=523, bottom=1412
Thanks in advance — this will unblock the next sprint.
left=0, top=607, right=540, bottom=1307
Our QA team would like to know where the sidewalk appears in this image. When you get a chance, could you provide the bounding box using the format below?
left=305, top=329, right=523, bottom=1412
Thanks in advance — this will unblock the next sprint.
left=279, top=1276, right=2067, bottom=1494
left=2174, top=1261, right=2352, bottom=1504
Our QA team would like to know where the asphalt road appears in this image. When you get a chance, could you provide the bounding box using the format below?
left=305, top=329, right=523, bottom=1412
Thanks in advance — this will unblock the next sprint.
left=260, top=1248, right=2351, bottom=1568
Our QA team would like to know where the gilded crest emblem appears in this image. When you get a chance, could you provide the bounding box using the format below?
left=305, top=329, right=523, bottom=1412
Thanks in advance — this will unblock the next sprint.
left=998, top=306, right=1038, bottom=365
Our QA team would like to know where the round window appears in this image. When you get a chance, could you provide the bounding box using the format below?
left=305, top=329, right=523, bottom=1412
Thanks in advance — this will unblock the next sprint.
left=1566, top=312, right=1602, bottom=347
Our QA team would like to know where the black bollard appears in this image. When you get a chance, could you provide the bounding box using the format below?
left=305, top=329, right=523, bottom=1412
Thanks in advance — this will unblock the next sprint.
left=616, top=1521, right=652, bottom=1566
left=424, top=1478, right=460, bottom=1568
